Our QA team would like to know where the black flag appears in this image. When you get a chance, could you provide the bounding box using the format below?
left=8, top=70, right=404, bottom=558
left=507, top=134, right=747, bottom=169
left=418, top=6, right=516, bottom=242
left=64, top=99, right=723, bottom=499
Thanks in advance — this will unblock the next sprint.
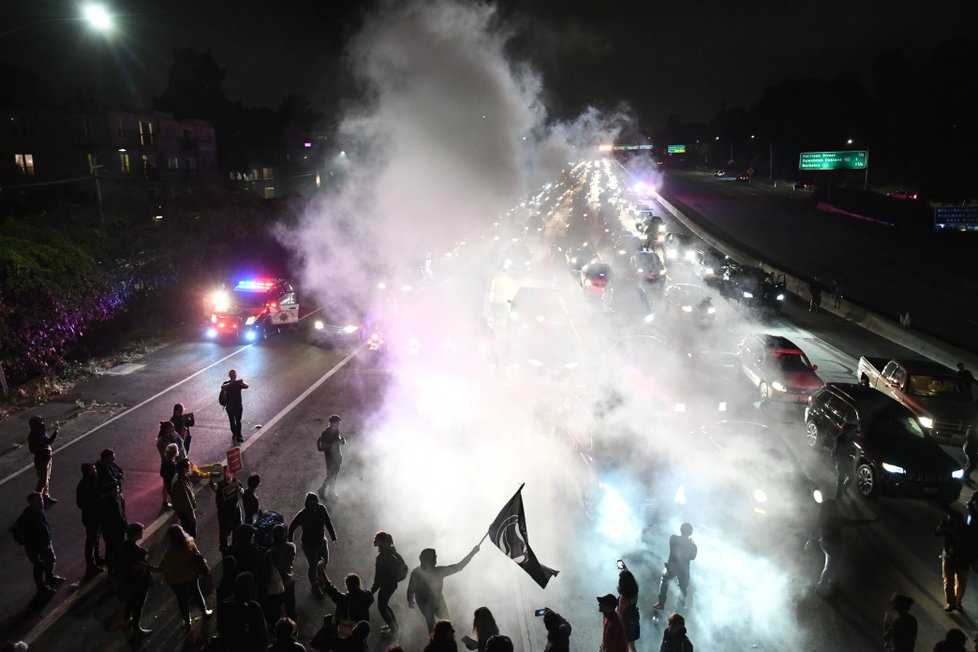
left=488, top=485, right=559, bottom=588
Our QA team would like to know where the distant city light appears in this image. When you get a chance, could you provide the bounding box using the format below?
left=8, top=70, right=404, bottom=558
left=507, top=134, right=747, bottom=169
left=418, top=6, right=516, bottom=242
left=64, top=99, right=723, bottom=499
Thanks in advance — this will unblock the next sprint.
left=303, top=142, right=312, bottom=148
left=82, top=3, right=114, bottom=32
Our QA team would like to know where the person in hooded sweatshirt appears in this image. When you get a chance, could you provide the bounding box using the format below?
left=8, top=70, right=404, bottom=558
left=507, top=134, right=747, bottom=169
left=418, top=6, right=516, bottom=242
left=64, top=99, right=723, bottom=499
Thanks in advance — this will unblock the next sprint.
left=542, top=609, right=571, bottom=652
left=217, top=571, right=267, bottom=652
left=659, top=612, right=693, bottom=652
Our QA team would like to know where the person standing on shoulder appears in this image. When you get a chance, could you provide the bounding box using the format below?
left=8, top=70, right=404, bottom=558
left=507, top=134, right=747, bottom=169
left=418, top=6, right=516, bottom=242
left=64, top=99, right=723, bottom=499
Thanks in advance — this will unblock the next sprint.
left=117, top=522, right=159, bottom=638
left=96, top=448, right=125, bottom=494
left=222, top=369, right=249, bottom=444
left=371, top=531, right=408, bottom=636
left=76, top=463, right=104, bottom=578
left=597, top=594, right=626, bottom=652
left=882, top=593, right=916, bottom=652
left=28, top=416, right=59, bottom=503
left=287, top=492, right=337, bottom=597
left=659, top=613, right=693, bottom=652
left=652, top=523, right=697, bottom=611
left=317, top=415, right=346, bottom=500
left=97, top=481, right=128, bottom=575
left=13, top=493, right=66, bottom=594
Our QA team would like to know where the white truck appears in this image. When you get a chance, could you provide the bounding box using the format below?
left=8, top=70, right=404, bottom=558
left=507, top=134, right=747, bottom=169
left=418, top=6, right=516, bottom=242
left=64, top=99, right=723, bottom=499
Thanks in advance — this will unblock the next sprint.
left=857, top=356, right=976, bottom=446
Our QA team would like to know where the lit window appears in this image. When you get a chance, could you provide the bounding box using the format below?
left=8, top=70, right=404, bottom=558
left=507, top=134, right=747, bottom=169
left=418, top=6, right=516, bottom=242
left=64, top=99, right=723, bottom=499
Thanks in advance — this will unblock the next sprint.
left=14, top=153, right=35, bottom=176
left=262, top=167, right=273, bottom=180
left=138, top=121, right=155, bottom=146
left=167, top=156, right=179, bottom=170
left=119, top=152, right=131, bottom=173
left=263, top=186, right=276, bottom=199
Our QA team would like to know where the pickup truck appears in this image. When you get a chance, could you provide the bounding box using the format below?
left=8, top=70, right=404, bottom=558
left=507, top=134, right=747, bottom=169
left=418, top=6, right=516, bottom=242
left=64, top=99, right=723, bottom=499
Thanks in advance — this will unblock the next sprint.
left=857, top=357, right=976, bottom=446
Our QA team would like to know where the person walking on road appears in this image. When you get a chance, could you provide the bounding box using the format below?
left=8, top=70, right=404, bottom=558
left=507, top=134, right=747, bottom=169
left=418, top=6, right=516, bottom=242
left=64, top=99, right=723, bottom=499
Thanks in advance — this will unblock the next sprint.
left=117, top=522, right=158, bottom=638
left=652, top=523, right=697, bottom=611
left=659, top=613, right=693, bottom=652
left=287, top=492, right=337, bottom=597
left=319, top=564, right=375, bottom=638
left=13, top=493, right=65, bottom=594
left=217, top=571, right=268, bottom=652
left=28, top=415, right=59, bottom=503
left=936, top=510, right=975, bottom=612
left=317, top=415, right=346, bottom=500
left=170, top=459, right=198, bottom=537
left=808, top=277, right=823, bottom=313
left=97, top=481, right=127, bottom=575
left=158, top=524, right=213, bottom=629
left=160, top=442, right=180, bottom=512
left=222, top=369, right=249, bottom=444
left=212, top=465, right=243, bottom=553
left=597, top=593, right=626, bottom=652
left=407, top=546, right=480, bottom=632
left=806, top=498, right=876, bottom=597
left=882, top=593, right=917, bottom=652
left=371, top=531, right=408, bottom=636
left=171, top=403, right=195, bottom=455
left=617, top=566, right=640, bottom=652
left=243, top=473, right=262, bottom=525
left=76, top=463, right=105, bottom=578
left=228, top=523, right=262, bottom=578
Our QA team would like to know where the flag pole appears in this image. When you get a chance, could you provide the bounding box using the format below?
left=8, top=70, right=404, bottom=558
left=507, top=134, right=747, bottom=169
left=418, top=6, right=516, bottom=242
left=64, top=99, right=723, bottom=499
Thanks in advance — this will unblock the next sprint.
left=482, top=483, right=526, bottom=545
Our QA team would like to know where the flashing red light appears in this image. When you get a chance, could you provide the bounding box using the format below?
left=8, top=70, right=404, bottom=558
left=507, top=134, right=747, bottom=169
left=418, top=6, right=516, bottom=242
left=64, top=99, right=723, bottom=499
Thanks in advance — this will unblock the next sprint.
left=235, top=279, right=276, bottom=292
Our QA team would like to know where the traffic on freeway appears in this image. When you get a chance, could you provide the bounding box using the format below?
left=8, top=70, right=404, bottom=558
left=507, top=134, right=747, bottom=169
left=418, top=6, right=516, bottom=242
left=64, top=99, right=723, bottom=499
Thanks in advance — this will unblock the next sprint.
left=2, top=158, right=977, bottom=652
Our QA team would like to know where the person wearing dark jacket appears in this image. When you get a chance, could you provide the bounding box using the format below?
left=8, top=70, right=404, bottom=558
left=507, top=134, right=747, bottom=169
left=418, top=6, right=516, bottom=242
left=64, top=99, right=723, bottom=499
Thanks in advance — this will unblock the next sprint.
left=212, top=465, right=243, bottom=553
left=262, top=524, right=297, bottom=628
left=542, top=609, right=571, bottom=652
left=95, top=448, right=125, bottom=494
left=216, top=556, right=239, bottom=605
left=217, top=571, right=268, bottom=652
left=97, top=481, right=127, bottom=574
left=170, top=459, right=198, bottom=537
left=14, top=493, right=65, bottom=593
left=228, top=524, right=262, bottom=579
left=319, top=564, right=374, bottom=637
left=243, top=474, right=262, bottom=525
left=370, top=531, right=406, bottom=635
left=222, top=369, right=249, bottom=444
left=28, top=415, right=59, bottom=502
left=171, top=403, right=195, bottom=455
left=882, top=593, right=917, bottom=652
left=806, top=498, right=876, bottom=597
left=287, top=492, right=337, bottom=596
left=267, top=617, right=305, bottom=652
left=407, top=546, right=480, bottom=632
left=424, top=620, right=458, bottom=652
left=117, top=522, right=158, bottom=637
left=934, top=628, right=968, bottom=652
left=76, top=463, right=104, bottom=578
left=652, top=523, right=697, bottom=611
left=659, top=613, right=693, bottom=652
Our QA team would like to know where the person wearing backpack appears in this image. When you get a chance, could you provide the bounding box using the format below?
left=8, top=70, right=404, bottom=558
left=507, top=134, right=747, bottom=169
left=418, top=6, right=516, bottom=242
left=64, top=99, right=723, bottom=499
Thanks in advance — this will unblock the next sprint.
left=221, top=369, right=249, bottom=444
left=370, top=531, right=408, bottom=636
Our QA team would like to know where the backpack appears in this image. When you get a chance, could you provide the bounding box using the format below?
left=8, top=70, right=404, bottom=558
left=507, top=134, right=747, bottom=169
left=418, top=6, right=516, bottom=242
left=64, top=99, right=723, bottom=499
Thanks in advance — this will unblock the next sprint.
left=392, top=551, right=408, bottom=582
left=218, top=386, right=228, bottom=407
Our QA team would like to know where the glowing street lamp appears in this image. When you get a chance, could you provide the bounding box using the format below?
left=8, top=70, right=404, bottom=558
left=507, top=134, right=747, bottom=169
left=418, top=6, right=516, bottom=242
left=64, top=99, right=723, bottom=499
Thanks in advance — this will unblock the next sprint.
left=82, top=3, right=115, bottom=33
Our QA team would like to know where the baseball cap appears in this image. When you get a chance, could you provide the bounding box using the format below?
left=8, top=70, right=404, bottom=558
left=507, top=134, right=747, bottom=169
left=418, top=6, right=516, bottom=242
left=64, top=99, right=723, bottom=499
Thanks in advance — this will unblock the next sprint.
left=328, top=415, right=342, bottom=423
left=597, top=594, right=617, bottom=608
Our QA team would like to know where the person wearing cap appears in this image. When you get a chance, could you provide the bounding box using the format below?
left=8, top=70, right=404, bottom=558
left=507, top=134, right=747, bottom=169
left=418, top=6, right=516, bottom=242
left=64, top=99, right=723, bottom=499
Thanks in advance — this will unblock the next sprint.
left=596, top=593, right=626, bottom=652
left=27, top=415, right=59, bottom=503
left=317, top=415, right=347, bottom=500
left=659, top=613, right=693, bottom=652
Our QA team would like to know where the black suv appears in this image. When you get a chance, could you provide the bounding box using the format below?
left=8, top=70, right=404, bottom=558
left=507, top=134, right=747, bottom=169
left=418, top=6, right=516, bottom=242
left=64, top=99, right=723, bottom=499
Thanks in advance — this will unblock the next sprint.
left=804, top=383, right=963, bottom=501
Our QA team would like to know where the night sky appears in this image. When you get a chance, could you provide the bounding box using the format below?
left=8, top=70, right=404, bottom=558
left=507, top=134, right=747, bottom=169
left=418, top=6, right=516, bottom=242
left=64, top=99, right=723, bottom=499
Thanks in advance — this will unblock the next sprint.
left=3, top=0, right=976, bottom=126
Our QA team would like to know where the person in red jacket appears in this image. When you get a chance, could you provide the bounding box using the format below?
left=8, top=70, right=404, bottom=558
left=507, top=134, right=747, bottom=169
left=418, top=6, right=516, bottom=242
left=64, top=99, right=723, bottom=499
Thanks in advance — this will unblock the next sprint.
left=597, top=594, right=626, bottom=652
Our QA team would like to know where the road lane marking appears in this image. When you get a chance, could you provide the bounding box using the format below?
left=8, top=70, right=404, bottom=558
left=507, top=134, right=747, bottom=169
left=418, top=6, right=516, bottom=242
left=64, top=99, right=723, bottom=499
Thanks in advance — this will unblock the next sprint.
left=0, top=346, right=251, bottom=488
left=24, top=344, right=364, bottom=644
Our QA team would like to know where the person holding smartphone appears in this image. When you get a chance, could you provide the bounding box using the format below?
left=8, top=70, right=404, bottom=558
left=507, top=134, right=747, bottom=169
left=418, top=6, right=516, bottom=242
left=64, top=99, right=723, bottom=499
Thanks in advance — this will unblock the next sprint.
left=616, top=563, right=640, bottom=652
left=28, top=415, right=59, bottom=503
left=541, top=609, right=571, bottom=652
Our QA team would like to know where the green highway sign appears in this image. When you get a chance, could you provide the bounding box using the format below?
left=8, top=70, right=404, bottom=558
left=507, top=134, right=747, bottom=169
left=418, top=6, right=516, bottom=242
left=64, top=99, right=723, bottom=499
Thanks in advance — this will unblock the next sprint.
left=799, top=150, right=868, bottom=171
left=667, top=144, right=686, bottom=154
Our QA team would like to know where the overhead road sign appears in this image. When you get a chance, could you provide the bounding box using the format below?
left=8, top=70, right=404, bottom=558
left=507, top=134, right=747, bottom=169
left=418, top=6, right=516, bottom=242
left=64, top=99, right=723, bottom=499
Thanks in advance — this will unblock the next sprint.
left=667, top=145, right=686, bottom=154
left=799, top=150, right=868, bottom=171
left=934, top=205, right=978, bottom=232
left=598, top=144, right=654, bottom=152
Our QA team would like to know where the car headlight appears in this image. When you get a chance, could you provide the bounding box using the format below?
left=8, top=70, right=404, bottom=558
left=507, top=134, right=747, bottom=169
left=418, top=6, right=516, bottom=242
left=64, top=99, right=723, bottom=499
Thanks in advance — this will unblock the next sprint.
left=342, top=325, right=359, bottom=334
left=681, top=305, right=693, bottom=312
left=644, top=314, right=655, bottom=323
left=918, top=416, right=934, bottom=429
left=314, top=320, right=324, bottom=330
left=636, top=268, right=645, bottom=273
left=618, top=249, right=627, bottom=256
left=742, top=291, right=754, bottom=299
left=776, top=293, right=785, bottom=301
left=953, top=469, right=966, bottom=479
left=752, top=489, right=768, bottom=504
left=245, top=316, right=257, bottom=326
left=881, top=462, right=907, bottom=475
left=706, top=306, right=716, bottom=314
left=771, top=381, right=787, bottom=392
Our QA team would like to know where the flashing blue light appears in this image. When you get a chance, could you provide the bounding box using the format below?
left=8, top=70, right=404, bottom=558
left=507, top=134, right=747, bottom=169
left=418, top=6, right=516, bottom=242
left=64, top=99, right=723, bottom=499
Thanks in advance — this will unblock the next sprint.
left=235, top=279, right=276, bottom=292
left=205, top=328, right=218, bottom=339
left=244, top=330, right=258, bottom=342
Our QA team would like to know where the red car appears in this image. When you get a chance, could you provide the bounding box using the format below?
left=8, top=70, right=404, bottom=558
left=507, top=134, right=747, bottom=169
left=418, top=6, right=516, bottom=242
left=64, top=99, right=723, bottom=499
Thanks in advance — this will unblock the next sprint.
left=738, top=334, right=824, bottom=404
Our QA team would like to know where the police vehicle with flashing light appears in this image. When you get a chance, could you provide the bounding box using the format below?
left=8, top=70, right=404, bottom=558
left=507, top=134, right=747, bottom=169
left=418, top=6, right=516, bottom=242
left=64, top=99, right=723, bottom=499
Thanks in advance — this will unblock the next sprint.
left=204, top=278, right=299, bottom=342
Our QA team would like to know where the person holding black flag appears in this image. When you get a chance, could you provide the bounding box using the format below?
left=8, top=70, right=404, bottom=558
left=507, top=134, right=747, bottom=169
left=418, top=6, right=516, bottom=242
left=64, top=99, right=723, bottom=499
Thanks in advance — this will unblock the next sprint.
left=407, top=546, right=480, bottom=632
